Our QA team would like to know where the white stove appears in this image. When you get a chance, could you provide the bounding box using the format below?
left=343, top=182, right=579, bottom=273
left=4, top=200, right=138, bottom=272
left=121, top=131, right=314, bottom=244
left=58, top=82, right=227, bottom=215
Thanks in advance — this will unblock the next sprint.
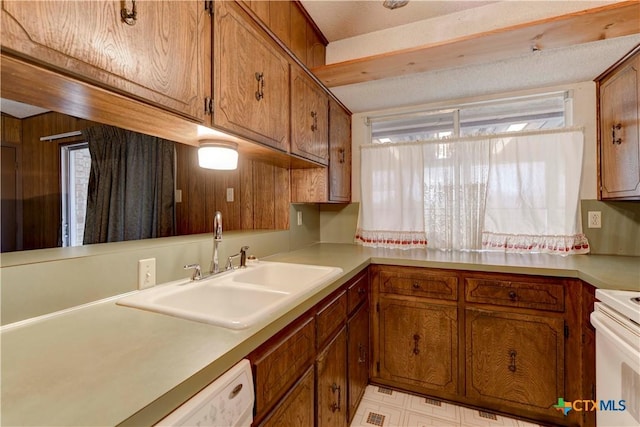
left=591, top=289, right=640, bottom=427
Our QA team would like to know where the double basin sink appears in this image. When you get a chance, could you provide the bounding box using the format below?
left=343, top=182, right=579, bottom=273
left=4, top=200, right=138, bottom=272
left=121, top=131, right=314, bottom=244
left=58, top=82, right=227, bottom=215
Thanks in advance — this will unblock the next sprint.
left=118, top=261, right=343, bottom=329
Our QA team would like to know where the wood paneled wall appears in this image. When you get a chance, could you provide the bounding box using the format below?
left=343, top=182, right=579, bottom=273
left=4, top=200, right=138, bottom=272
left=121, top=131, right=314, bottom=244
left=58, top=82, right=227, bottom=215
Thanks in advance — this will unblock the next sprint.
left=174, top=144, right=290, bottom=236
left=20, top=112, right=94, bottom=250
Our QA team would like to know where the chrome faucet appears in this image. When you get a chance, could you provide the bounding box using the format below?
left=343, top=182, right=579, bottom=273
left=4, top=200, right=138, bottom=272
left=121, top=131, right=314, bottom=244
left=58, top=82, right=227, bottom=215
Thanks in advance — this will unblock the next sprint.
left=211, top=211, right=223, bottom=274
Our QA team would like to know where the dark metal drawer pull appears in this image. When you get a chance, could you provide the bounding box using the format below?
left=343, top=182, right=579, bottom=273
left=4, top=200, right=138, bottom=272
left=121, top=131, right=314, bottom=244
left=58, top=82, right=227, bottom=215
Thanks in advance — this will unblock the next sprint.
left=509, top=350, right=517, bottom=372
left=413, top=334, right=420, bottom=355
left=508, top=290, right=517, bottom=300
left=412, top=282, right=421, bottom=290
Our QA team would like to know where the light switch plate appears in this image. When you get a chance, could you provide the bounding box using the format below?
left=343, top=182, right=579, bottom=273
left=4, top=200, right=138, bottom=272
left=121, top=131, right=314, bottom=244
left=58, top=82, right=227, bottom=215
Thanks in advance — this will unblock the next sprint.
left=138, top=258, right=156, bottom=289
left=226, top=187, right=234, bottom=202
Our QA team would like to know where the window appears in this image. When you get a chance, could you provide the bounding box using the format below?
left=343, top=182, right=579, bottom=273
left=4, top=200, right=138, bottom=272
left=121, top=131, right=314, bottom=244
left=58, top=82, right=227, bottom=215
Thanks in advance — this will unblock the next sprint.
left=357, top=92, right=589, bottom=255
left=370, top=92, right=567, bottom=143
left=61, top=143, right=90, bottom=247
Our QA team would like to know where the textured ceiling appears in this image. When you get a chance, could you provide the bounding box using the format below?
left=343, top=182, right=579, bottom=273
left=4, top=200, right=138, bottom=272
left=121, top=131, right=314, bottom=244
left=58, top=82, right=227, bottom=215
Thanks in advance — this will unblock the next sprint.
left=330, top=34, right=640, bottom=113
left=300, top=0, right=496, bottom=41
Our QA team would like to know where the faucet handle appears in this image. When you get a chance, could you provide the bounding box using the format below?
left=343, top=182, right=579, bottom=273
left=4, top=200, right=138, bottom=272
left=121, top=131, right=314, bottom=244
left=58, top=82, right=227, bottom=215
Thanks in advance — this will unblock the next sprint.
left=184, top=264, right=202, bottom=281
left=226, top=253, right=240, bottom=270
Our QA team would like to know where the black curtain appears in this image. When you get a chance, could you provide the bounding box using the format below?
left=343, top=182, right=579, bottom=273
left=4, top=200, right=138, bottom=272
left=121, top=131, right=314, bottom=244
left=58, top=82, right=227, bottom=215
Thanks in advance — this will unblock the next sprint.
left=82, top=125, right=175, bottom=244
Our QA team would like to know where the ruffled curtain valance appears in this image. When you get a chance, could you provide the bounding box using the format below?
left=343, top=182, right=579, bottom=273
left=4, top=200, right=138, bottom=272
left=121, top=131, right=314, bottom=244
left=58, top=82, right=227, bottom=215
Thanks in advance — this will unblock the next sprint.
left=356, top=129, right=589, bottom=255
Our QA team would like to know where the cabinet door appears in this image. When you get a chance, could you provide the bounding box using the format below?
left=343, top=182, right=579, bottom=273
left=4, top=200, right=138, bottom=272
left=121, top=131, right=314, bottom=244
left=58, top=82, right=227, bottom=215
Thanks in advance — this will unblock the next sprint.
left=214, top=1, right=290, bottom=152
left=291, top=66, right=329, bottom=165
left=253, top=317, right=315, bottom=418
left=260, top=368, right=314, bottom=427
left=600, top=53, right=640, bottom=199
left=376, top=297, right=458, bottom=394
left=317, top=327, right=348, bottom=427
left=1, top=1, right=203, bottom=121
left=329, top=99, right=351, bottom=202
left=465, top=308, right=565, bottom=418
left=347, top=302, right=369, bottom=423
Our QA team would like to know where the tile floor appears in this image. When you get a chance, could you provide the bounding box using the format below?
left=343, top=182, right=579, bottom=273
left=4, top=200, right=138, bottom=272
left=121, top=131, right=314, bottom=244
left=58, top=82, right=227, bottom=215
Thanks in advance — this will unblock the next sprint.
left=350, top=385, right=544, bottom=427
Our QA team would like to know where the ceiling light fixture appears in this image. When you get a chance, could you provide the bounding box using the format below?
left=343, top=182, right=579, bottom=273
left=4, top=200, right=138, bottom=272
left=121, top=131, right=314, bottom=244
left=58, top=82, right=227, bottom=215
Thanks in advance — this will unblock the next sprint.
left=198, top=140, right=239, bottom=170
left=383, top=0, right=409, bottom=10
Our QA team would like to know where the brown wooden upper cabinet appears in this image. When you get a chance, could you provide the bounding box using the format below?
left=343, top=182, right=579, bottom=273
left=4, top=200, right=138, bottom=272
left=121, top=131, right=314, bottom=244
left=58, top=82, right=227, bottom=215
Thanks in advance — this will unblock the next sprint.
left=596, top=44, right=640, bottom=200
left=213, top=1, right=290, bottom=153
left=291, top=99, right=352, bottom=203
left=242, top=0, right=327, bottom=69
left=1, top=1, right=205, bottom=122
left=291, top=66, right=329, bottom=165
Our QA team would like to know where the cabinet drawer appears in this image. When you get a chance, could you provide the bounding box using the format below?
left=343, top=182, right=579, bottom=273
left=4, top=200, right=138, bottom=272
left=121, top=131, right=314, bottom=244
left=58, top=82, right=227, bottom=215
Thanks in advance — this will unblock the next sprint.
left=316, top=291, right=347, bottom=348
left=379, top=268, right=458, bottom=301
left=347, top=271, right=368, bottom=315
left=465, top=277, right=564, bottom=312
left=253, top=317, right=315, bottom=416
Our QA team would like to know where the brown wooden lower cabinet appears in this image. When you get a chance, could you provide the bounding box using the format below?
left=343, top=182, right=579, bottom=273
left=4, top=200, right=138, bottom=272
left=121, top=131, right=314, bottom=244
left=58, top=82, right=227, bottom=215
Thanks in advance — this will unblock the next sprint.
left=370, top=265, right=593, bottom=427
left=258, top=367, right=314, bottom=427
left=249, top=268, right=370, bottom=427
left=317, top=327, right=348, bottom=427
left=465, top=308, right=565, bottom=417
left=347, top=301, right=369, bottom=423
left=377, top=297, right=458, bottom=395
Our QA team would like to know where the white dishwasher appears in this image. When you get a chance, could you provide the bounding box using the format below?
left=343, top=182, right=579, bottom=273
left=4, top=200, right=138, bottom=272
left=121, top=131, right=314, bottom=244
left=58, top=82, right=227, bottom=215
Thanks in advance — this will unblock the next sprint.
left=156, top=359, right=254, bottom=427
left=590, top=289, right=640, bottom=427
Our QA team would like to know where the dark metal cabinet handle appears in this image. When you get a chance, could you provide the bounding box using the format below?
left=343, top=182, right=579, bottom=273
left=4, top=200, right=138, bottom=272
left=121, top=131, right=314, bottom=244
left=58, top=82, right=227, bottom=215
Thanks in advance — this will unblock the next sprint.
left=311, top=111, right=318, bottom=131
left=612, top=123, right=622, bottom=145
left=357, top=287, right=366, bottom=295
left=255, top=72, right=264, bottom=101
left=509, top=350, right=517, bottom=372
left=413, top=334, right=420, bottom=355
left=330, top=383, right=341, bottom=412
left=412, top=282, right=421, bottom=290
left=508, top=290, right=517, bottom=300
left=121, top=0, right=137, bottom=25
left=358, top=342, right=367, bottom=363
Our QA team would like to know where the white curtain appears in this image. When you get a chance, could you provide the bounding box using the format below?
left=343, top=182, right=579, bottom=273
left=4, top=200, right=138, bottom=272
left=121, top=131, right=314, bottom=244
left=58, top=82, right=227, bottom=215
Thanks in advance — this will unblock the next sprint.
left=424, top=139, right=490, bottom=250
left=356, top=144, right=427, bottom=248
left=482, top=130, right=589, bottom=254
left=357, top=129, right=590, bottom=255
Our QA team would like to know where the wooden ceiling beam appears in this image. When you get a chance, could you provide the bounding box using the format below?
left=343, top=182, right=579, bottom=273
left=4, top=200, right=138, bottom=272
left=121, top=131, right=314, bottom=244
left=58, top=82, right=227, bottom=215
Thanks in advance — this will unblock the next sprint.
left=311, top=1, right=640, bottom=88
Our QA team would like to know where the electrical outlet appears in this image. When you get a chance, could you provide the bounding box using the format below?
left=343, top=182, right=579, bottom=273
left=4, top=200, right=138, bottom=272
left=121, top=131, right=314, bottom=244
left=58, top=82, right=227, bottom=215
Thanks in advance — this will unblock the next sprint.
left=297, top=211, right=303, bottom=226
left=588, top=211, right=602, bottom=229
left=138, top=258, right=156, bottom=289
left=226, top=187, right=234, bottom=202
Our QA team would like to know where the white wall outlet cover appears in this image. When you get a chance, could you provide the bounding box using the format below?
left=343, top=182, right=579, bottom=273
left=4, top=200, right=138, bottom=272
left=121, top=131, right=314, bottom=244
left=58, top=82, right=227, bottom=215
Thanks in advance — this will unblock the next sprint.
left=138, top=258, right=156, bottom=289
left=175, top=189, right=182, bottom=203
left=226, top=187, right=234, bottom=202
left=297, top=211, right=303, bottom=226
left=587, top=211, right=602, bottom=229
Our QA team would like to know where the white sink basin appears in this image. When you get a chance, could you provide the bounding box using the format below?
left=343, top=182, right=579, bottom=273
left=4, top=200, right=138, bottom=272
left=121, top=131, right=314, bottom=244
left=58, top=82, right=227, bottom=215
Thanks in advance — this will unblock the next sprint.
left=117, top=261, right=343, bottom=329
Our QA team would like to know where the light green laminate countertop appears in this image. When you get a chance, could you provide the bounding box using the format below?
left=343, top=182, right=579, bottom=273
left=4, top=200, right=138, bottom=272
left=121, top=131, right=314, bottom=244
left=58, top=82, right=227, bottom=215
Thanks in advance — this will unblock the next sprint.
left=1, top=244, right=638, bottom=426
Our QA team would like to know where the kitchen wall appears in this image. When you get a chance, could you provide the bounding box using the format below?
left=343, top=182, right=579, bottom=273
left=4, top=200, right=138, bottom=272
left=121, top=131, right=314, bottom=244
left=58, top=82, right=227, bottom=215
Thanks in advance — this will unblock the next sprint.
left=0, top=204, right=320, bottom=326
left=581, top=200, right=640, bottom=256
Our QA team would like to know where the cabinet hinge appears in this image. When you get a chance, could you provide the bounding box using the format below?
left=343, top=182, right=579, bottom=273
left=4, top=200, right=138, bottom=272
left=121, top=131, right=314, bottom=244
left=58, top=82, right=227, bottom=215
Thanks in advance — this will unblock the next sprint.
left=376, top=361, right=380, bottom=373
left=204, top=1, right=213, bottom=16
left=564, top=324, right=569, bottom=339
left=204, top=97, right=213, bottom=115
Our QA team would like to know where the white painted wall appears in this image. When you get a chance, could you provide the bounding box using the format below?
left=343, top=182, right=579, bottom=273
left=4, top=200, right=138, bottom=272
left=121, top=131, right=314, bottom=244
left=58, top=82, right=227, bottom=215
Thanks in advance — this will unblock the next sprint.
left=350, top=81, right=599, bottom=203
